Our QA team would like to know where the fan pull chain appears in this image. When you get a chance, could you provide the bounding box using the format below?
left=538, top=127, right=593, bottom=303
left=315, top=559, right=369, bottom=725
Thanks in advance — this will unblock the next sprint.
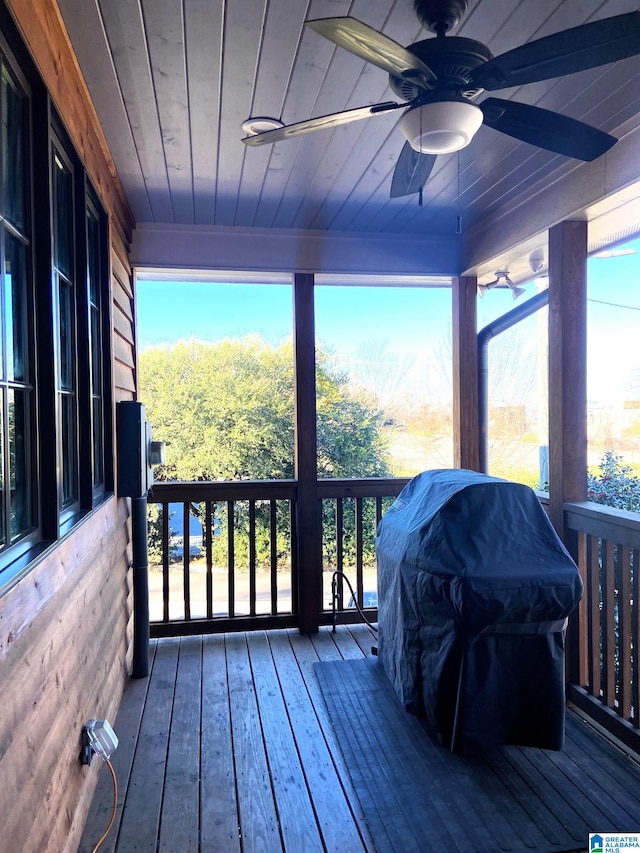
left=419, top=186, right=423, bottom=207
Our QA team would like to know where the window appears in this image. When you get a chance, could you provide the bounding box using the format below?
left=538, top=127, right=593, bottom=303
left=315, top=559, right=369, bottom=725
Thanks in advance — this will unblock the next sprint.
left=0, top=58, right=34, bottom=553
left=0, top=22, right=113, bottom=586
left=477, top=284, right=549, bottom=488
left=52, top=145, right=78, bottom=518
left=86, top=196, right=105, bottom=497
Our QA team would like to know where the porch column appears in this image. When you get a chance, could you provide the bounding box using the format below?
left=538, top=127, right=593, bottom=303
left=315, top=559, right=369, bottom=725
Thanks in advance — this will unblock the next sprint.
left=548, top=220, right=588, bottom=538
left=293, top=272, right=322, bottom=633
left=452, top=275, right=481, bottom=471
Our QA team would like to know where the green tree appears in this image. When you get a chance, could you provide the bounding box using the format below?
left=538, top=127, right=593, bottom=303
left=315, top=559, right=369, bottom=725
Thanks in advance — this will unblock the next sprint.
left=140, top=337, right=389, bottom=481
left=140, top=337, right=390, bottom=567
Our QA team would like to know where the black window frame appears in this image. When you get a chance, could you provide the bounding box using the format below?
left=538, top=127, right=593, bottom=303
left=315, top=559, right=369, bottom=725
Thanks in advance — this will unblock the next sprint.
left=0, top=7, right=114, bottom=592
left=50, top=134, right=79, bottom=531
left=82, top=184, right=112, bottom=505
left=0, top=31, right=38, bottom=571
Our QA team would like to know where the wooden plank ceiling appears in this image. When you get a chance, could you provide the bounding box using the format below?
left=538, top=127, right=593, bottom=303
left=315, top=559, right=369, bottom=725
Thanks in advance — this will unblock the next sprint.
left=56, top=0, right=640, bottom=275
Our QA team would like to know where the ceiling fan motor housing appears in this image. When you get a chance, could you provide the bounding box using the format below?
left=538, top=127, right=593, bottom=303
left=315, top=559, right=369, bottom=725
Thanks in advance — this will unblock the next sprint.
left=389, top=37, right=492, bottom=102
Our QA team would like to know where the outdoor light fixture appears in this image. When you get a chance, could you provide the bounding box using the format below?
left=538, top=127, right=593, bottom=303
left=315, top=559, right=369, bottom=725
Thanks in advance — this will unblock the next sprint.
left=477, top=271, right=526, bottom=300
left=398, top=101, right=484, bottom=155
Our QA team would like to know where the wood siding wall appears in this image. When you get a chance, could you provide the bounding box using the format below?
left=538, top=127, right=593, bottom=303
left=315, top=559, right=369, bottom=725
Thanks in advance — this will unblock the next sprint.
left=0, top=2, right=136, bottom=852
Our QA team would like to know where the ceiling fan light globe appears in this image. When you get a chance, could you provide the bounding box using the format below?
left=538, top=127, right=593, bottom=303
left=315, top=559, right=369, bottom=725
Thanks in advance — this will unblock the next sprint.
left=399, top=101, right=483, bottom=154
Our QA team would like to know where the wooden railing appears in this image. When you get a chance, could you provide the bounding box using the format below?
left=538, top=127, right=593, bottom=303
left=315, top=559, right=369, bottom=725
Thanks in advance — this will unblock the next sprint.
left=147, top=478, right=408, bottom=636
left=147, top=482, right=640, bottom=749
left=565, top=500, right=640, bottom=751
left=148, top=481, right=299, bottom=636
left=317, top=478, right=409, bottom=626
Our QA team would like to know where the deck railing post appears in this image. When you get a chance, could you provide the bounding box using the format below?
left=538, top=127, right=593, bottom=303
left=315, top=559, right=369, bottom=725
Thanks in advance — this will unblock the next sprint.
left=131, top=494, right=150, bottom=678
left=547, top=220, right=588, bottom=689
left=452, top=275, right=480, bottom=471
left=293, top=272, right=322, bottom=633
left=548, top=220, right=588, bottom=536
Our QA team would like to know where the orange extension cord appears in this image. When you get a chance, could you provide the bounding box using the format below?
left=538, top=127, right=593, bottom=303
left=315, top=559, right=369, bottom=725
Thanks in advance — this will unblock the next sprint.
left=92, top=758, right=118, bottom=853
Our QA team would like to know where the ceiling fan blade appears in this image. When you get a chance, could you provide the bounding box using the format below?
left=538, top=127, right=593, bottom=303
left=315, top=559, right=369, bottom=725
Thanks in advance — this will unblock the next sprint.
left=242, top=101, right=404, bottom=147
left=481, top=98, right=617, bottom=161
left=390, top=142, right=437, bottom=198
left=471, top=12, right=640, bottom=90
left=306, top=16, right=436, bottom=88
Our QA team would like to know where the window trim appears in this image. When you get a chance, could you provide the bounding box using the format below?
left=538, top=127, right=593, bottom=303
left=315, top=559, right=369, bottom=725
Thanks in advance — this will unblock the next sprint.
left=0, top=40, right=39, bottom=567
left=0, top=40, right=115, bottom=582
left=50, top=133, right=80, bottom=529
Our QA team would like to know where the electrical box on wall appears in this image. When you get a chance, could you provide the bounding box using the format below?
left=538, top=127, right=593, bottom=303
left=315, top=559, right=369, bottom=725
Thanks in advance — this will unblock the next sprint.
left=117, top=401, right=165, bottom=498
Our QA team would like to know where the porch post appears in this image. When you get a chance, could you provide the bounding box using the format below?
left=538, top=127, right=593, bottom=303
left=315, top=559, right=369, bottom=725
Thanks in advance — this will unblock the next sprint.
left=452, top=275, right=481, bottom=471
left=547, top=220, right=588, bottom=539
left=293, top=272, right=322, bottom=633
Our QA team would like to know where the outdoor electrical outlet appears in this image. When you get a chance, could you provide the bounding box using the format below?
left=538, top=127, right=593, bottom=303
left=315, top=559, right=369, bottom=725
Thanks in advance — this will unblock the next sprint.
left=80, top=719, right=118, bottom=765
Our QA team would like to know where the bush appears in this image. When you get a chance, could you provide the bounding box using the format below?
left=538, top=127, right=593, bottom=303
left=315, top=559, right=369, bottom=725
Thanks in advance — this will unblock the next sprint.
left=587, top=450, right=640, bottom=512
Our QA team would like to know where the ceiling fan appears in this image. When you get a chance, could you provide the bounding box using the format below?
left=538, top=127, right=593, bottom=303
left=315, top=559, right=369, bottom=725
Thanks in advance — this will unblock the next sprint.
left=241, top=0, right=640, bottom=198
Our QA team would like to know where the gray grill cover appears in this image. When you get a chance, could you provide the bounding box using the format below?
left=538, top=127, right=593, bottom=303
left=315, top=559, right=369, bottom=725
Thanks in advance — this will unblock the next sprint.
left=376, top=469, right=583, bottom=754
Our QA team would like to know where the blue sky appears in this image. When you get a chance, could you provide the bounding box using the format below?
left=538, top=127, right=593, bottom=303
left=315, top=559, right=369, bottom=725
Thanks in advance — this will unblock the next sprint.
left=135, top=279, right=453, bottom=355
left=136, top=237, right=640, bottom=404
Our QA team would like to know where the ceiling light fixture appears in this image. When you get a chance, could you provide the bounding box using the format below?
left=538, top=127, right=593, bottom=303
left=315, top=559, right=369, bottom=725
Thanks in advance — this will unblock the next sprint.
left=398, top=101, right=484, bottom=155
left=477, top=270, right=526, bottom=300
left=241, top=117, right=284, bottom=136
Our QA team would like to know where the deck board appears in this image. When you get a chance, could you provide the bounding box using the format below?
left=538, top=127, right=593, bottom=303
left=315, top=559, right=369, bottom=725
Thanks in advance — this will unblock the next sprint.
left=78, top=625, right=630, bottom=853
left=226, top=633, right=282, bottom=852
left=158, top=637, right=201, bottom=852
left=200, top=634, right=241, bottom=852
left=315, top=656, right=640, bottom=853
left=114, top=639, right=179, bottom=853
left=246, top=631, right=324, bottom=852
left=266, top=631, right=368, bottom=852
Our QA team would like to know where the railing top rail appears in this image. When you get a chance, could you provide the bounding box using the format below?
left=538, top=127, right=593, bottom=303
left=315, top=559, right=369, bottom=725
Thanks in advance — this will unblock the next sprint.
left=317, top=478, right=410, bottom=498
left=149, top=477, right=412, bottom=504
left=564, top=499, right=640, bottom=549
left=149, top=480, right=298, bottom=502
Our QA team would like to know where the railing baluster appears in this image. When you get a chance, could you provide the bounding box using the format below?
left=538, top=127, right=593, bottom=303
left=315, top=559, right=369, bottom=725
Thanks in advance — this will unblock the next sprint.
left=290, top=499, right=298, bottom=616
left=602, top=539, right=616, bottom=707
left=205, top=501, right=213, bottom=619
left=183, top=502, right=191, bottom=621
left=586, top=533, right=600, bottom=698
left=633, top=548, right=639, bottom=728
left=619, top=545, right=632, bottom=721
left=335, top=498, right=344, bottom=609
left=162, top=501, right=170, bottom=623
left=356, top=496, right=364, bottom=608
left=227, top=500, right=235, bottom=618
left=249, top=500, right=256, bottom=617
left=270, top=500, right=278, bottom=615
left=576, top=530, right=588, bottom=688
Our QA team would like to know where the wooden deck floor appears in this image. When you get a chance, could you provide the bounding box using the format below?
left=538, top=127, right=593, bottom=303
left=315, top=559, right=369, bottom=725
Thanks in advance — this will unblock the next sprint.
left=78, top=625, right=636, bottom=853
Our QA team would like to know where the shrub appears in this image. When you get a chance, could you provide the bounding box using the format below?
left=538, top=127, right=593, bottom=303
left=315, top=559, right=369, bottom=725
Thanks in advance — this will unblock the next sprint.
left=587, top=450, right=640, bottom=512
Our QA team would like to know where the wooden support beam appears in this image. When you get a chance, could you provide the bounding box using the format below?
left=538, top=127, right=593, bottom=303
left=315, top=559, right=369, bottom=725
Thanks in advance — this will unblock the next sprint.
left=548, top=221, right=588, bottom=539
left=293, top=273, right=321, bottom=634
left=452, top=275, right=480, bottom=471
